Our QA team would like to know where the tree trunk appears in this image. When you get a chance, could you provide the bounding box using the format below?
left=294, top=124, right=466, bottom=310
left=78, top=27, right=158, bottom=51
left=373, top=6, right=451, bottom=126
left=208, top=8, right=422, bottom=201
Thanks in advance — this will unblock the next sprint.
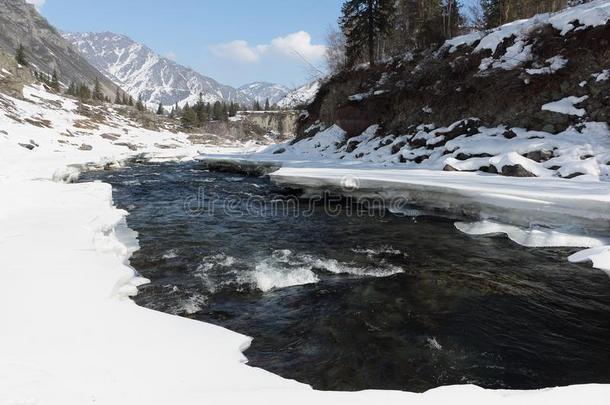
left=368, top=0, right=375, bottom=66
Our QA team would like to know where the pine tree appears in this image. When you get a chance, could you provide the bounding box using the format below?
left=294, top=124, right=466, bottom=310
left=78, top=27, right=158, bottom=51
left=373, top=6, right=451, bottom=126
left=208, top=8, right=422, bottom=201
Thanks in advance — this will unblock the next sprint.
left=481, top=0, right=502, bottom=28
left=93, top=77, right=104, bottom=101
left=51, top=69, right=60, bottom=91
left=15, top=44, right=28, bottom=67
left=77, top=83, right=91, bottom=101
left=229, top=102, right=238, bottom=117
left=135, top=94, right=145, bottom=112
left=156, top=102, right=164, bottom=115
left=128, top=95, right=134, bottom=107
left=66, top=81, right=76, bottom=96
left=115, top=87, right=122, bottom=104
left=339, top=0, right=394, bottom=67
left=181, top=103, right=198, bottom=128
left=264, top=98, right=270, bottom=111
left=194, top=93, right=207, bottom=125
left=212, top=101, right=223, bottom=120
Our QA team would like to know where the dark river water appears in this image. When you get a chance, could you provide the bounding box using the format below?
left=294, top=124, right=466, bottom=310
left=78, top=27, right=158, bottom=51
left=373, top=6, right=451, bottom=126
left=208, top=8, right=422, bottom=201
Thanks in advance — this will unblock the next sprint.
left=81, top=162, right=610, bottom=392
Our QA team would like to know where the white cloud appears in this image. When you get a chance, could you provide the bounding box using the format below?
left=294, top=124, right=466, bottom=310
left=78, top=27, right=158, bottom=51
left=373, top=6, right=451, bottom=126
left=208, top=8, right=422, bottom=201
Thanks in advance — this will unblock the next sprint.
left=210, top=40, right=260, bottom=63
left=26, top=0, right=46, bottom=10
left=265, top=31, right=327, bottom=61
left=210, top=31, right=326, bottom=64
left=164, top=51, right=177, bottom=61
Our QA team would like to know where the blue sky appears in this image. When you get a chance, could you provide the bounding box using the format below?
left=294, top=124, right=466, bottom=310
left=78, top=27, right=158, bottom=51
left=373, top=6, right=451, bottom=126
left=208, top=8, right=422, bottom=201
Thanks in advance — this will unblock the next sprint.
left=33, top=0, right=478, bottom=89
left=34, top=0, right=344, bottom=89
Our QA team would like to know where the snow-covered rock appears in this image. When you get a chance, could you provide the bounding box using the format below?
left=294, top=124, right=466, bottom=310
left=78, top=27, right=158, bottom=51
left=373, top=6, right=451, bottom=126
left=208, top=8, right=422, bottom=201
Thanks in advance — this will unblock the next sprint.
left=445, top=0, right=610, bottom=55
left=542, top=96, right=589, bottom=117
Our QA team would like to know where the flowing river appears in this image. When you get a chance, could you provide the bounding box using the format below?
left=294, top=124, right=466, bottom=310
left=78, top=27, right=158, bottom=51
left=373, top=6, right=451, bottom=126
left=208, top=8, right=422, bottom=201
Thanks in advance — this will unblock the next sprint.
left=80, top=161, right=610, bottom=392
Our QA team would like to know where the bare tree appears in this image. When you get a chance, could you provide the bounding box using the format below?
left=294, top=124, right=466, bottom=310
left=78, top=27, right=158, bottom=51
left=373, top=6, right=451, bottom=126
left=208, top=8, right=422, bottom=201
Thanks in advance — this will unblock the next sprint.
left=466, top=0, right=486, bottom=30
left=325, top=25, right=347, bottom=75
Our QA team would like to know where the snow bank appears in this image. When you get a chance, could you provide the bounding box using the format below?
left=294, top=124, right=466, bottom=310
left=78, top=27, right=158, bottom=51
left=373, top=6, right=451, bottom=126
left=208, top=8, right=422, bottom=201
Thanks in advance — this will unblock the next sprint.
left=569, top=246, right=610, bottom=277
left=268, top=166, right=610, bottom=231
left=455, top=220, right=610, bottom=248
left=217, top=120, right=610, bottom=182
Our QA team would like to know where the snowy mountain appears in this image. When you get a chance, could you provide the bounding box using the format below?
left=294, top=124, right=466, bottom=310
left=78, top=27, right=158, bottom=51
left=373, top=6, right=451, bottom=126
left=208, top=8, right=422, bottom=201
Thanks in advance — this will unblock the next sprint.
left=64, top=32, right=288, bottom=107
left=237, top=82, right=289, bottom=105
left=276, top=81, right=321, bottom=109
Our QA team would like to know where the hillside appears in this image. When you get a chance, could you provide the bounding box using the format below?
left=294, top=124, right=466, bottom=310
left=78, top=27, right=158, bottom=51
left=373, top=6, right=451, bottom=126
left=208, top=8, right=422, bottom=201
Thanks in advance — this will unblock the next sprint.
left=0, top=0, right=117, bottom=97
left=237, top=82, right=290, bottom=105
left=289, top=1, right=609, bottom=180
left=277, top=80, right=321, bottom=109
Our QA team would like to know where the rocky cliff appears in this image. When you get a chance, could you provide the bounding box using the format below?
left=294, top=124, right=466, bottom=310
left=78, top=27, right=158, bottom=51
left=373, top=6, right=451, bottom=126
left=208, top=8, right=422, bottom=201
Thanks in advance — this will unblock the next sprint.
left=0, top=0, right=117, bottom=97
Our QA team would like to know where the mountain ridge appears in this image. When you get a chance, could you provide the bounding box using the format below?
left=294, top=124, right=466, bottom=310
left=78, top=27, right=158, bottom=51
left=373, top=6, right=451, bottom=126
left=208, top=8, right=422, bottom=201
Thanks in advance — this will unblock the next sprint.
left=63, top=31, right=296, bottom=108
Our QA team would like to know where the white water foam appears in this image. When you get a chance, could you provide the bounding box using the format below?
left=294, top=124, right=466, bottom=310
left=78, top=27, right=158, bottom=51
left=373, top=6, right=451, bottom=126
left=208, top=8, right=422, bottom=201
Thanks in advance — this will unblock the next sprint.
left=252, top=262, right=319, bottom=292
left=195, top=250, right=404, bottom=294
left=351, top=246, right=406, bottom=258
left=162, top=249, right=179, bottom=259
left=180, top=293, right=207, bottom=315
left=304, top=256, right=404, bottom=278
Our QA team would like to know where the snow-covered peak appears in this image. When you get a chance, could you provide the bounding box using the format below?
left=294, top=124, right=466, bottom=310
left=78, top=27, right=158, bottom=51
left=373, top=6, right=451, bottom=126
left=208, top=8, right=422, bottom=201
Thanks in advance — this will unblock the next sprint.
left=237, top=82, right=290, bottom=105
left=63, top=32, right=286, bottom=108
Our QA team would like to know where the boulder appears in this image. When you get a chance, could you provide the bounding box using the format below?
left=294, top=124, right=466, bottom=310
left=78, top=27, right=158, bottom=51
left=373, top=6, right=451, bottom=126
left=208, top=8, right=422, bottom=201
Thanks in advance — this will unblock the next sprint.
left=499, top=164, right=536, bottom=177
left=524, top=150, right=553, bottom=162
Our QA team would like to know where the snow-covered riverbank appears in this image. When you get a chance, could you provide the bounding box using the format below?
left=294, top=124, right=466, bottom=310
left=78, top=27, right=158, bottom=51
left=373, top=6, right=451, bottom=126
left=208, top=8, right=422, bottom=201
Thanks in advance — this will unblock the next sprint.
left=2, top=85, right=610, bottom=404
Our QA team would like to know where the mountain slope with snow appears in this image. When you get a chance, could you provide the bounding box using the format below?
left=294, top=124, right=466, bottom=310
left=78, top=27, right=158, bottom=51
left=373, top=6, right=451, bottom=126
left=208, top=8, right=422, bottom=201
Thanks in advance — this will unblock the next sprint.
left=237, top=82, right=290, bottom=105
left=64, top=32, right=289, bottom=108
left=277, top=80, right=321, bottom=109
left=63, top=32, right=247, bottom=106
left=0, top=0, right=117, bottom=96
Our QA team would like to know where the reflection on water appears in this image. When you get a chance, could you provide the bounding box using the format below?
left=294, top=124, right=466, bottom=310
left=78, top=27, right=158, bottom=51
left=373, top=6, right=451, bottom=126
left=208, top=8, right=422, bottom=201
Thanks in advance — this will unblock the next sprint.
left=81, top=162, right=610, bottom=392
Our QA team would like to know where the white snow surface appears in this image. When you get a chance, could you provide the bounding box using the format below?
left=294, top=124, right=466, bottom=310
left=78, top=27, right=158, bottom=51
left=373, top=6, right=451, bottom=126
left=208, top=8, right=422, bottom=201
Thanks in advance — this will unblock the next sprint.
left=525, top=55, right=568, bottom=75
left=542, top=95, right=589, bottom=117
